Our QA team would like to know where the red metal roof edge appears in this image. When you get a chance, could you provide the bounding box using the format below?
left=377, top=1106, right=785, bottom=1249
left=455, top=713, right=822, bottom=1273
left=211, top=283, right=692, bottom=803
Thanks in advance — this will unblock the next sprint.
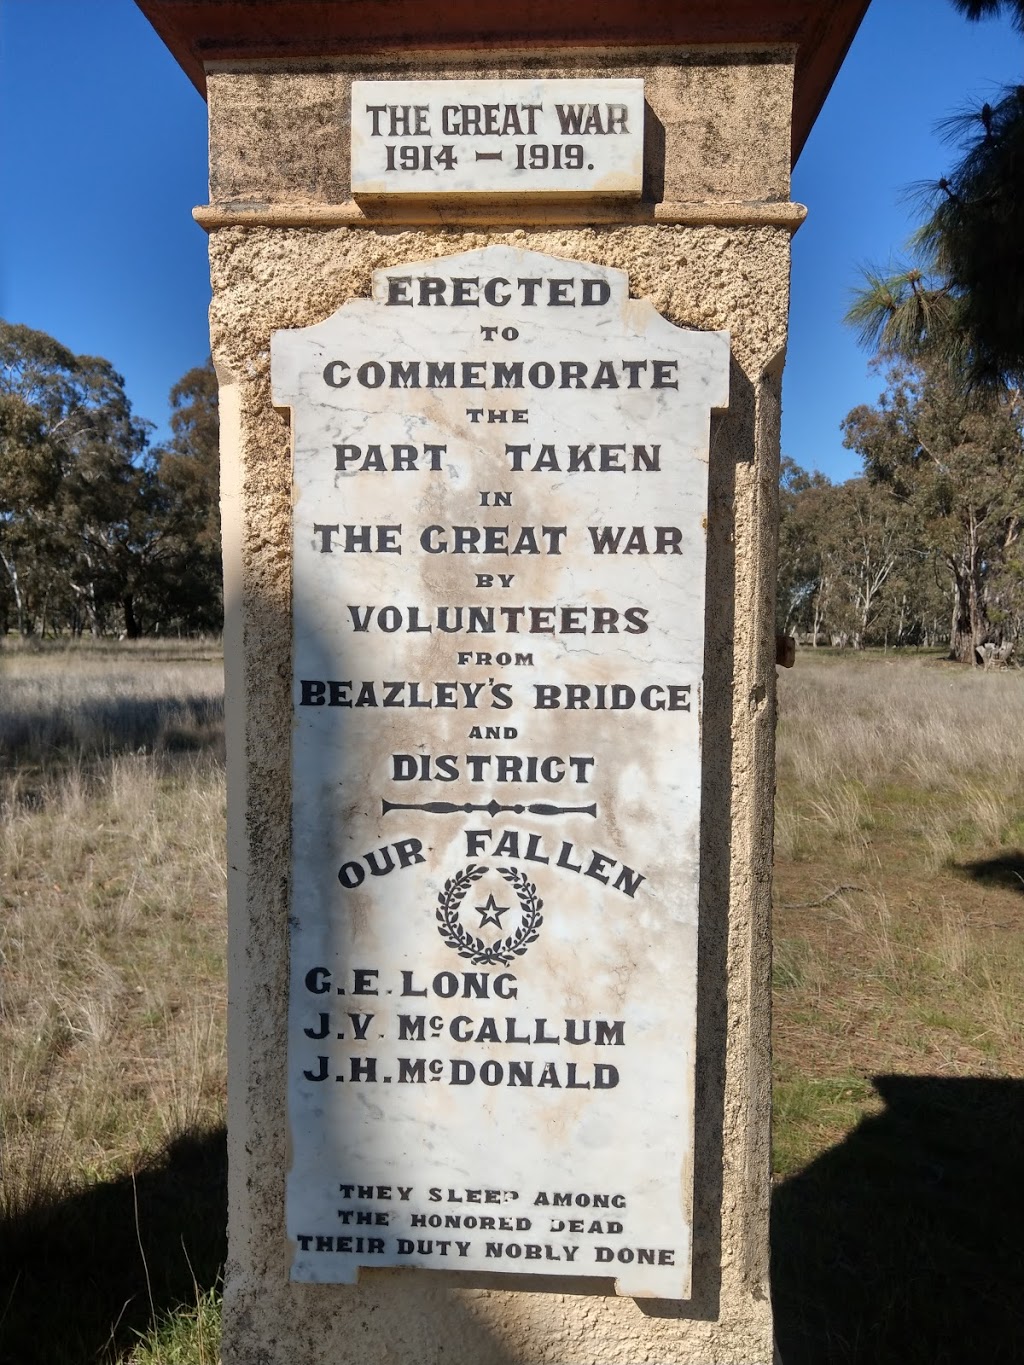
left=136, top=0, right=871, bottom=167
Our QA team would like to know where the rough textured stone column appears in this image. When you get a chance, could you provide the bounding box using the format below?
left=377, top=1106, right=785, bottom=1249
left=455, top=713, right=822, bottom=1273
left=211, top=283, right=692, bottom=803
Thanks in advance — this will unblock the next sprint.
left=206, top=50, right=793, bottom=1365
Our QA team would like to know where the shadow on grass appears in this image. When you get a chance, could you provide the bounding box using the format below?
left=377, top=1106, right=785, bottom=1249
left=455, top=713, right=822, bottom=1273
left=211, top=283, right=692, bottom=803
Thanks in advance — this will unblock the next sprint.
left=0, top=1127, right=227, bottom=1365
left=772, top=1076, right=1024, bottom=1365
left=1, top=695, right=225, bottom=776
left=958, top=851, right=1024, bottom=895
left=9, top=1079, right=1023, bottom=1362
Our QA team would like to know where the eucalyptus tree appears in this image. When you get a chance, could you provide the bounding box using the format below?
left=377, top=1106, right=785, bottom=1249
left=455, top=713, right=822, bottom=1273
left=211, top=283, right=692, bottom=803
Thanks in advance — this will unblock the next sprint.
left=842, top=361, right=1024, bottom=662
left=0, top=323, right=222, bottom=638
left=0, top=321, right=155, bottom=634
left=819, top=478, right=907, bottom=649
left=776, top=457, right=829, bottom=638
left=149, top=358, right=223, bottom=632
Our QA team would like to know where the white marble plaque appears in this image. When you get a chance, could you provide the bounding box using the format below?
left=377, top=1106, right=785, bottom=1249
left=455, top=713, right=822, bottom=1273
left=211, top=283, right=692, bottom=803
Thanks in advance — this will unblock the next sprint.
left=350, top=80, right=644, bottom=198
left=273, top=247, right=728, bottom=1298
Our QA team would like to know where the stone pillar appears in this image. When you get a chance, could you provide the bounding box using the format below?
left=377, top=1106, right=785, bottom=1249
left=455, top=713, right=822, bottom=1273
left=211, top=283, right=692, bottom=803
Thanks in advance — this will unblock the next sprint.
left=195, top=44, right=803, bottom=1365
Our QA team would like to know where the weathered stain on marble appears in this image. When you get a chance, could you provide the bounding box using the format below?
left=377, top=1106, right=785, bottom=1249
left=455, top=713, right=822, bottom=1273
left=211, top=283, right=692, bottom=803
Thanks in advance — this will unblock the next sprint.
left=273, top=247, right=728, bottom=1299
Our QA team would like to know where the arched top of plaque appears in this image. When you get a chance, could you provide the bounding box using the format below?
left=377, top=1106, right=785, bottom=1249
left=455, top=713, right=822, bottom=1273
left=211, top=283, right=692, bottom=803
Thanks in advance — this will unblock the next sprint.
left=273, top=246, right=729, bottom=430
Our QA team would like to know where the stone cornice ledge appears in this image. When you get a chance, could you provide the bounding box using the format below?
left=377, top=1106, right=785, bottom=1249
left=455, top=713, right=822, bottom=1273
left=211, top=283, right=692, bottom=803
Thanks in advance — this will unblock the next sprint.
left=192, top=199, right=807, bottom=231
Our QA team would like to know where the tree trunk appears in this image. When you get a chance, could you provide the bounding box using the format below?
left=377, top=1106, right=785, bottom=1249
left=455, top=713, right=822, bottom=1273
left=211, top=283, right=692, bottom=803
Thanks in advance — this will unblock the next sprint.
left=122, top=593, right=141, bottom=640
left=812, top=586, right=826, bottom=647
left=966, top=513, right=988, bottom=666
left=70, top=576, right=102, bottom=637
left=0, top=550, right=25, bottom=636
left=948, top=564, right=974, bottom=664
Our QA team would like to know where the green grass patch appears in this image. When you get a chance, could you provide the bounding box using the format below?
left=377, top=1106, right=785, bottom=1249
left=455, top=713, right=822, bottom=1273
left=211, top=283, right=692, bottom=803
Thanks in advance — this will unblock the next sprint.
left=125, top=1285, right=221, bottom=1365
left=772, top=936, right=819, bottom=990
left=773, top=1075, right=878, bottom=1178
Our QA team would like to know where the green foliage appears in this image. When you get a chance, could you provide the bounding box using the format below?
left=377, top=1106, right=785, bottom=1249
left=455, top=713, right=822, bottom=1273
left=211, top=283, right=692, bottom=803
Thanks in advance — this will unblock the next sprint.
left=150, top=360, right=222, bottom=633
left=918, top=84, right=1024, bottom=389
left=846, top=4, right=1024, bottom=388
left=841, top=360, right=1024, bottom=661
left=844, top=266, right=962, bottom=372
left=776, top=458, right=928, bottom=651
left=125, top=1285, right=222, bottom=1365
left=780, top=355, right=1024, bottom=659
left=0, top=323, right=220, bottom=638
left=776, top=457, right=829, bottom=635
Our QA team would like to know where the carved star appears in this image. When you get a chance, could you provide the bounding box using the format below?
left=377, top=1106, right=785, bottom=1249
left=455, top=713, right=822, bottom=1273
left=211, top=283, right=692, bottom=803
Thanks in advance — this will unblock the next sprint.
left=475, top=894, right=509, bottom=929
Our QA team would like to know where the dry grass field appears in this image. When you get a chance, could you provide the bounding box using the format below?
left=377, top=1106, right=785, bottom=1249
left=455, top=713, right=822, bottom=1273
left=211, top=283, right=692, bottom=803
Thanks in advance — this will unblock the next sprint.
left=1, top=642, right=1021, bottom=1363
left=774, top=653, right=1024, bottom=1155
left=771, top=651, right=1024, bottom=1364
left=0, top=640, right=226, bottom=1364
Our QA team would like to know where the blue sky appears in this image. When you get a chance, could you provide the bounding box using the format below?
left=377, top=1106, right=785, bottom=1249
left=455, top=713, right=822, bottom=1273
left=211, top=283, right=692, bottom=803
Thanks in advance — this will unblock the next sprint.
left=1, top=0, right=1021, bottom=476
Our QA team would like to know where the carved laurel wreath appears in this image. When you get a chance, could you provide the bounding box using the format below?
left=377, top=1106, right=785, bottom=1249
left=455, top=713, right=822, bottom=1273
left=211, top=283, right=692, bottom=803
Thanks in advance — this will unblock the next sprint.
left=435, top=863, right=544, bottom=966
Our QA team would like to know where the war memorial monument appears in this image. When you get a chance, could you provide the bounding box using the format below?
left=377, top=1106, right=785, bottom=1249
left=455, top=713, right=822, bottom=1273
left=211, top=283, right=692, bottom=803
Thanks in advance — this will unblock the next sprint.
left=139, top=3, right=870, bottom=1360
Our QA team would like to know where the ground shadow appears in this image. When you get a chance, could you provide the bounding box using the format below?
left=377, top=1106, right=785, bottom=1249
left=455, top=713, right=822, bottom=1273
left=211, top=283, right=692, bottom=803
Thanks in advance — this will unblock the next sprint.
left=2, top=694, right=225, bottom=776
left=958, top=851, right=1024, bottom=895
left=772, top=1075, right=1024, bottom=1365
left=0, top=1126, right=227, bottom=1365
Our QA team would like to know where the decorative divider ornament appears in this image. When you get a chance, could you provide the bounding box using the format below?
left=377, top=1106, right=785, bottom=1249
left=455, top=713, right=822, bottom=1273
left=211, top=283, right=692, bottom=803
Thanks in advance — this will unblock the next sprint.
left=272, top=246, right=729, bottom=1298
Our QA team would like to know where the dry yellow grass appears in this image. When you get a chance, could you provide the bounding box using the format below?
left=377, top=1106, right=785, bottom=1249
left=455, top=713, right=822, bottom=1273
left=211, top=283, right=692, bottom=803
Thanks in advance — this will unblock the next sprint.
left=771, top=652, right=1024, bottom=1365
left=773, top=651, right=1024, bottom=1169
left=0, top=641, right=227, bottom=1364
left=1, top=643, right=226, bottom=1201
left=776, top=653, right=1024, bottom=853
